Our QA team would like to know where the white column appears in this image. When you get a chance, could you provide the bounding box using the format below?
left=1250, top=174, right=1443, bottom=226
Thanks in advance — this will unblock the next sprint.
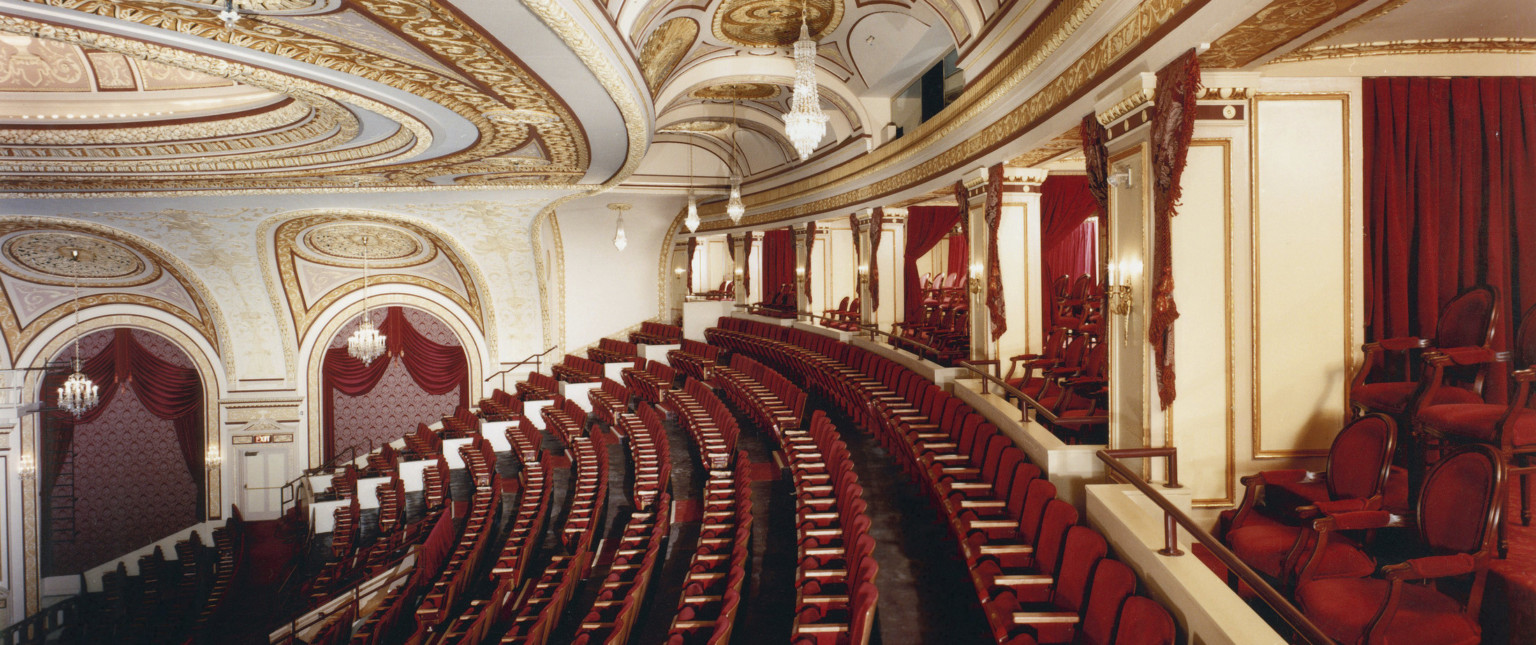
left=999, top=168, right=1048, bottom=363
left=857, top=209, right=874, bottom=328
left=879, top=208, right=907, bottom=329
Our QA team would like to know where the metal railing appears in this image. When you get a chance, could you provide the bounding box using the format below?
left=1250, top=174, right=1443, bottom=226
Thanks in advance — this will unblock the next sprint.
left=955, top=359, right=1108, bottom=431
left=1095, top=449, right=1332, bottom=645
left=0, top=595, right=76, bottom=645
left=272, top=563, right=414, bottom=644
left=278, top=440, right=372, bottom=515
left=485, top=346, right=559, bottom=392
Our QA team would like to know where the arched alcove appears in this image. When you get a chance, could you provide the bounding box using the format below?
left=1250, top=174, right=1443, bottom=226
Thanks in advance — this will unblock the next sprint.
left=318, top=306, right=469, bottom=462
left=37, top=328, right=205, bottom=577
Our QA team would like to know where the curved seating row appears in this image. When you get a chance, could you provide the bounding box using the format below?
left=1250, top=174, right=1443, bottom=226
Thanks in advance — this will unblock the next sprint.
left=664, top=377, right=741, bottom=472
left=668, top=339, right=721, bottom=382
left=666, top=457, right=752, bottom=645
left=517, top=372, right=562, bottom=402
left=713, top=353, right=807, bottom=435
left=590, top=338, right=642, bottom=364
left=707, top=317, right=1177, bottom=645
left=623, top=359, right=677, bottom=406
left=541, top=395, right=591, bottom=448
left=410, top=438, right=501, bottom=637
left=87, top=515, right=245, bottom=644
left=621, top=402, right=673, bottom=511
left=590, top=378, right=631, bottom=428
left=630, top=321, right=683, bottom=346
left=553, top=355, right=604, bottom=384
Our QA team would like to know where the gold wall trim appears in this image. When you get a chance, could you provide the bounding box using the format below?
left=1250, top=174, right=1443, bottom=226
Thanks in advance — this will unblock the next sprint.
left=1188, top=138, right=1235, bottom=508
left=1197, top=0, right=1369, bottom=69
left=1269, top=38, right=1536, bottom=63
left=1249, top=93, right=1350, bottom=460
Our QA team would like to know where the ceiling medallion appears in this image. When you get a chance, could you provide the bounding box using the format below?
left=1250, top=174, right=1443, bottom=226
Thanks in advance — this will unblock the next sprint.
left=4, top=233, right=144, bottom=280
left=639, top=17, right=698, bottom=92
left=713, top=0, right=843, bottom=48
left=306, top=224, right=421, bottom=261
left=690, top=82, right=782, bottom=101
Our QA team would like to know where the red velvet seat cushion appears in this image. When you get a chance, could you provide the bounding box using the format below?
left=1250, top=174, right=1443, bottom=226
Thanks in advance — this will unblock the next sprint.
left=1418, top=405, right=1535, bottom=447
left=1297, top=577, right=1480, bottom=645
left=1228, top=526, right=1374, bottom=580
left=1352, top=382, right=1483, bottom=414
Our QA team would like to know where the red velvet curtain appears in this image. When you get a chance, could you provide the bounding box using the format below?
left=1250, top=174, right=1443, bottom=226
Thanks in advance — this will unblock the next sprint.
left=870, top=208, right=884, bottom=309
left=983, top=164, right=1007, bottom=340
left=1365, top=76, right=1536, bottom=403
left=761, top=228, right=796, bottom=302
left=43, top=329, right=204, bottom=499
left=804, top=222, right=816, bottom=304
left=742, top=231, right=757, bottom=295
left=904, top=206, right=961, bottom=322
left=946, top=234, right=969, bottom=276
left=1040, top=175, right=1101, bottom=327
left=323, top=307, right=469, bottom=461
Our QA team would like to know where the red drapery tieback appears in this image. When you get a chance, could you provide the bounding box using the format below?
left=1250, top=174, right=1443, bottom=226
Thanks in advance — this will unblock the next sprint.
left=983, top=164, right=1007, bottom=340
left=870, top=208, right=885, bottom=310
left=946, top=234, right=969, bottom=277
left=804, top=222, right=816, bottom=304
left=953, top=180, right=971, bottom=241
left=686, top=237, right=698, bottom=294
left=322, top=307, right=468, bottom=461
left=1147, top=49, right=1201, bottom=410
left=43, top=329, right=204, bottom=502
left=1040, top=175, right=1101, bottom=327
left=1365, top=76, right=1535, bottom=403
left=903, top=206, right=961, bottom=322
left=742, top=231, right=757, bottom=296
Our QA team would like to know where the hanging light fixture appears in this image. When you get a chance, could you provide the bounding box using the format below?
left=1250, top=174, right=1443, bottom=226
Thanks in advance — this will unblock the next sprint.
left=783, top=0, right=829, bottom=160
left=610, top=203, right=630, bottom=251
left=58, top=248, right=98, bottom=417
left=347, top=234, right=387, bottom=365
left=218, top=0, right=241, bottom=29
left=726, top=100, right=746, bottom=224
left=684, top=142, right=700, bottom=233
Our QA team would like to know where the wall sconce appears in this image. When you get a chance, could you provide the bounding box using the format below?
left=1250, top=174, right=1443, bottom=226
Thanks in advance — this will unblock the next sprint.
left=674, top=267, right=685, bottom=279
left=205, top=445, right=223, bottom=470
left=969, top=262, right=984, bottom=295
left=1106, top=257, right=1142, bottom=318
left=795, top=266, right=805, bottom=276
left=857, top=264, right=869, bottom=285
left=17, top=453, right=36, bottom=481
left=1108, top=165, right=1134, bottom=189
left=734, top=267, right=744, bottom=276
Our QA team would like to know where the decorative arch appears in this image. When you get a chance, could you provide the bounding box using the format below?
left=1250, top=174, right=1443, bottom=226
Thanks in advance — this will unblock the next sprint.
left=0, top=217, right=229, bottom=380
left=16, top=311, right=223, bottom=615
left=300, top=292, right=486, bottom=468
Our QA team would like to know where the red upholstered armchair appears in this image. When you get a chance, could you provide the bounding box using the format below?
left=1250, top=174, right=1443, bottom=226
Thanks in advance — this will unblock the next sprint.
left=1295, top=445, right=1506, bottom=645
left=1416, top=302, right=1536, bottom=542
left=1351, top=285, right=1497, bottom=420
left=1224, top=415, right=1405, bottom=588
left=1221, top=414, right=1405, bottom=539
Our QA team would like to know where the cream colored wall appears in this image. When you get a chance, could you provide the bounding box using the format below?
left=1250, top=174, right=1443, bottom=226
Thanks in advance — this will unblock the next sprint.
left=1106, top=141, right=1150, bottom=457
left=826, top=227, right=857, bottom=309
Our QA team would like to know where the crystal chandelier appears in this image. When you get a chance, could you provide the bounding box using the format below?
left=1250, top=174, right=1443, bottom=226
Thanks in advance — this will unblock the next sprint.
left=726, top=100, right=746, bottom=224
left=783, top=0, right=828, bottom=160
left=58, top=249, right=98, bottom=417
left=613, top=207, right=629, bottom=251
left=347, top=234, right=387, bottom=365
left=684, top=144, right=701, bottom=233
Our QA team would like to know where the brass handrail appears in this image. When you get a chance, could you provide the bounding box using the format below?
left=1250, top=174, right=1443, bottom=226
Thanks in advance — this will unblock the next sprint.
left=484, top=346, right=559, bottom=391
left=954, top=359, right=1107, bottom=430
left=1095, top=449, right=1333, bottom=645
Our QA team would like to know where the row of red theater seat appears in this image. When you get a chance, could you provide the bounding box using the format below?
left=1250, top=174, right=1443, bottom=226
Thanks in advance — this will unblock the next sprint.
left=589, top=377, right=630, bottom=428
left=665, top=377, right=741, bottom=471
left=623, top=358, right=677, bottom=406
left=667, top=456, right=753, bottom=645
left=669, top=338, right=721, bottom=382
left=499, top=427, right=609, bottom=644
left=517, top=371, right=562, bottom=401
left=410, top=438, right=501, bottom=637
left=89, top=515, right=245, bottom=644
left=707, top=317, right=1177, bottom=645
left=819, top=296, right=861, bottom=332
left=630, top=320, right=683, bottom=345
left=541, top=395, right=590, bottom=448
left=571, top=403, right=676, bottom=644
left=589, top=337, right=641, bottom=364
left=553, top=354, right=604, bottom=383
left=479, top=387, right=523, bottom=421
left=713, top=353, right=807, bottom=434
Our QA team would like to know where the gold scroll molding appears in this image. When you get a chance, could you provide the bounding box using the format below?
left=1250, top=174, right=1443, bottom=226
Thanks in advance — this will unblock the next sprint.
left=19, top=314, right=223, bottom=614
left=271, top=213, right=485, bottom=345
left=1269, top=38, right=1536, bottom=63
left=0, top=218, right=228, bottom=376
left=691, top=0, right=1174, bottom=231
left=6, top=0, right=597, bottom=192
left=712, top=0, right=844, bottom=48
left=1198, top=0, right=1370, bottom=69
left=640, top=17, right=697, bottom=93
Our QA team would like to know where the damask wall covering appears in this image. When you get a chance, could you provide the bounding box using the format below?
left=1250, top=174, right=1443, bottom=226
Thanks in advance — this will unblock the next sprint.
left=43, top=330, right=200, bottom=577
left=326, top=308, right=462, bottom=459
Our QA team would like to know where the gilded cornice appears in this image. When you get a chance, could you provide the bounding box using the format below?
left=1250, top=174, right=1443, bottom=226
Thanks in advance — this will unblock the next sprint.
left=1197, top=0, right=1369, bottom=69
left=692, top=0, right=1204, bottom=231
left=689, top=0, right=1108, bottom=230
left=1290, top=0, right=1411, bottom=52
left=1268, top=38, right=1536, bottom=63
left=1094, top=88, right=1154, bottom=126
left=5, top=0, right=596, bottom=191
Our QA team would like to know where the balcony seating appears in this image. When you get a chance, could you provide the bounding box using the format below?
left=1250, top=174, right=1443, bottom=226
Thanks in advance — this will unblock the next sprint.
left=589, top=337, right=641, bottom=364
left=517, top=371, right=561, bottom=401
left=714, top=354, right=807, bottom=435
left=669, top=339, right=721, bottom=382
left=441, top=405, right=480, bottom=439
left=623, top=358, right=677, bottom=406
left=1351, top=285, right=1497, bottom=423
left=574, top=492, right=673, bottom=645
left=541, top=395, right=591, bottom=447
left=1222, top=414, right=1406, bottom=574
left=822, top=297, right=861, bottom=332
left=552, top=355, right=604, bottom=384
left=1415, top=302, right=1536, bottom=538
left=1296, top=445, right=1506, bottom=645
left=631, top=321, right=684, bottom=345
left=621, top=403, right=674, bottom=511
left=478, top=387, right=523, bottom=421
left=404, top=422, right=442, bottom=460
left=666, top=456, right=752, bottom=645
left=752, top=282, right=800, bottom=319
left=665, top=377, right=741, bottom=471
left=589, top=377, right=631, bottom=428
